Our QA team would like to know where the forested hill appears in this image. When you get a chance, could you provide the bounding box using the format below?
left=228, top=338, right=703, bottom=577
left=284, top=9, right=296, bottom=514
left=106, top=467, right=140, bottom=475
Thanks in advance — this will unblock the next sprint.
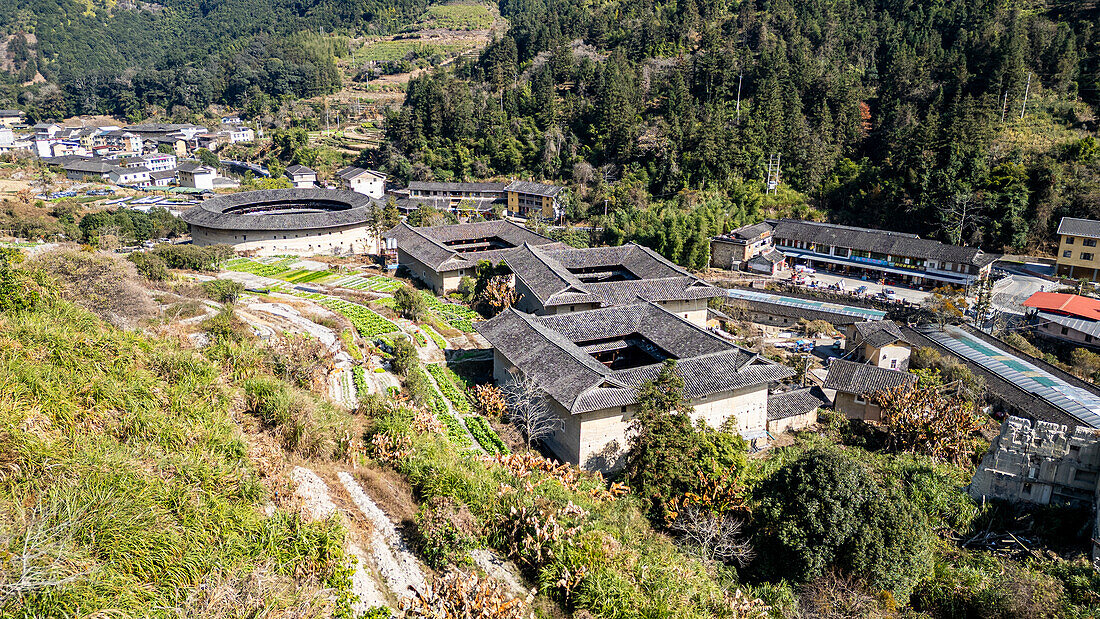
left=0, top=0, right=430, bottom=119
left=384, top=0, right=1100, bottom=253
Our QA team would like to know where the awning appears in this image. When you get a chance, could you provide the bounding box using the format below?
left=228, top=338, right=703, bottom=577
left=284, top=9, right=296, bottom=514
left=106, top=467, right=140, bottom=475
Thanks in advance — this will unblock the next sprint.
left=779, top=250, right=974, bottom=283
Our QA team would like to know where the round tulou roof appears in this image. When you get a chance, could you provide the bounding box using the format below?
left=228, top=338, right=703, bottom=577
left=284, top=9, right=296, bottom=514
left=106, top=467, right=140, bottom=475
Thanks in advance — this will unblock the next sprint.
left=180, top=188, right=380, bottom=232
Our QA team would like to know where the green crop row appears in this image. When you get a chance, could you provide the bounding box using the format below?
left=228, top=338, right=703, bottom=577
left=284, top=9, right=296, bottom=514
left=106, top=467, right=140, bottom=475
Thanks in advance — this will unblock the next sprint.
left=342, top=330, right=362, bottom=360
left=423, top=325, right=448, bottom=349
left=352, top=366, right=367, bottom=398
left=464, top=415, right=508, bottom=454
left=425, top=363, right=470, bottom=413
left=438, top=409, right=472, bottom=448
left=321, top=299, right=400, bottom=337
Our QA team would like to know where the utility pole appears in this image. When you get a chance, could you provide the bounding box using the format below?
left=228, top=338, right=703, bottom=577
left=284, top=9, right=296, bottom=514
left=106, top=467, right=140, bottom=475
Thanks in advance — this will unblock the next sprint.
left=1000, top=91, right=1008, bottom=123
left=735, top=74, right=743, bottom=123
left=1020, top=72, right=1031, bottom=119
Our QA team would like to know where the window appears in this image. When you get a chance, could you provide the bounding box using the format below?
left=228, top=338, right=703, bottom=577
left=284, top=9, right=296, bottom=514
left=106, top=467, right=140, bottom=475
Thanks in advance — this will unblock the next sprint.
left=1087, top=335, right=1093, bottom=343
left=853, top=393, right=866, bottom=405
left=1084, top=253, right=1095, bottom=261
left=1022, top=483, right=1032, bottom=495
left=890, top=359, right=898, bottom=369
left=1073, top=469, right=1098, bottom=484
left=1066, top=236, right=1075, bottom=244
left=1064, top=250, right=1073, bottom=258
left=620, top=406, right=627, bottom=414
left=1086, top=239, right=1097, bottom=247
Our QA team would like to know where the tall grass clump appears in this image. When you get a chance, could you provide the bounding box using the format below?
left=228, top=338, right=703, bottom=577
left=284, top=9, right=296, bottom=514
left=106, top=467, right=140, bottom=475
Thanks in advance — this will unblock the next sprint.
left=0, top=295, right=351, bottom=615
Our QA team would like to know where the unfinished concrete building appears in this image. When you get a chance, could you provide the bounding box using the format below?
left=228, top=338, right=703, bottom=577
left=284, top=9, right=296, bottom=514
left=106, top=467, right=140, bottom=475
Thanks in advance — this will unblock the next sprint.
left=970, top=416, right=1100, bottom=568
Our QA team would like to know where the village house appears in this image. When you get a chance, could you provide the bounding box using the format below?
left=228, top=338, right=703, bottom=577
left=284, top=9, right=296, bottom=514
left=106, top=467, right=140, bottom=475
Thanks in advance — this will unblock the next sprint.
left=711, top=220, right=997, bottom=286
left=405, top=181, right=507, bottom=211
left=1055, top=217, right=1100, bottom=282
left=285, top=164, right=317, bottom=189
left=337, top=166, right=387, bottom=198
left=1023, top=291, right=1100, bottom=349
left=60, top=158, right=113, bottom=181
left=140, top=153, right=177, bottom=172
left=476, top=302, right=796, bottom=472
left=177, top=161, right=217, bottom=190
left=710, top=222, right=775, bottom=270
left=844, top=319, right=912, bottom=370
left=503, top=242, right=723, bottom=326
left=0, top=109, right=24, bottom=128
left=384, top=220, right=560, bottom=293
left=823, top=358, right=917, bottom=421
left=108, top=165, right=151, bottom=187
left=504, top=180, right=566, bottom=219
left=767, top=387, right=829, bottom=435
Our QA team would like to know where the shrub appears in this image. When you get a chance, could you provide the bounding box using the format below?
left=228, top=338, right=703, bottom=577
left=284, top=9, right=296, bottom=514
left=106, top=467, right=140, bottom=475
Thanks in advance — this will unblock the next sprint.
left=414, top=497, right=481, bottom=569
left=395, top=284, right=427, bottom=321
left=754, top=448, right=933, bottom=602
left=204, top=278, right=246, bottom=304
left=126, top=251, right=169, bottom=281
left=241, top=376, right=352, bottom=459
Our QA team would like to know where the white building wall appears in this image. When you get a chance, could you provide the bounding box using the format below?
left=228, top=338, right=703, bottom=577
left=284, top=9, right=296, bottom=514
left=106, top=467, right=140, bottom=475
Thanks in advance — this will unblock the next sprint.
left=190, top=222, right=379, bottom=256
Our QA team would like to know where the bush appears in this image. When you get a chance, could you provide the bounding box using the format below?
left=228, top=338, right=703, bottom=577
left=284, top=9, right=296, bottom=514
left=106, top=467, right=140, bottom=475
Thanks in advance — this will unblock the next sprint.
left=241, top=376, right=352, bottom=459
left=152, top=243, right=234, bottom=271
left=754, top=448, right=933, bottom=602
left=203, top=278, right=245, bottom=304
left=126, top=251, right=169, bottom=281
left=414, top=497, right=481, bottom=569
left=395, top=284, right=427, bottom=321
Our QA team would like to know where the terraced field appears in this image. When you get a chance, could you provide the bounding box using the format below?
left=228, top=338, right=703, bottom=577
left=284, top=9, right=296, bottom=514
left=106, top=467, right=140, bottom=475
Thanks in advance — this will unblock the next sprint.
left=333, top=274, right=403, bottom=293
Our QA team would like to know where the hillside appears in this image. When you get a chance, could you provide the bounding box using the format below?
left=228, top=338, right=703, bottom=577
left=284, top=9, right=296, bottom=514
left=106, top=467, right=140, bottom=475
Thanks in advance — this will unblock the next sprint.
left=381, top=0, right=1100, bottom=253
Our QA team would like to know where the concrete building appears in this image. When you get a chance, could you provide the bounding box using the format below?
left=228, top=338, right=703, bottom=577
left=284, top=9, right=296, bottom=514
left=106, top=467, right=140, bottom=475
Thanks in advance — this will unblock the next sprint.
left=1056, top=217, right=1100, bottom=282
left=844, top=320, right=912, bottom=370
left=285, top=164, right=317, bottom=189
left=504, top=180, right=566, bottom=219
left=384, top=220, right=559, bottom=293
left=823, top=358, right=917, bottom=421
left=1023, top=291, right=1100, bottom=349
left=710, top=222, right=775, bottom=270
left=60, top=158, right=113, bottom=181
left=177, top=161, right=216, bottom=190
left=181, top=188, right=382, bottom=256
left=504, top=242, right=723, bottom=326
left=476, top=302, right=796, bottom=471
left=337, top=166, right=386, bottom=198
left=108, top=165, right=151, bottom=187
left=970, top=416, right=1100, bottom=567
left=405, top=181, right=507, bottom=212
left=140, top=153, right=177, bottom=172
left=0, top=109, right=24, bottom=128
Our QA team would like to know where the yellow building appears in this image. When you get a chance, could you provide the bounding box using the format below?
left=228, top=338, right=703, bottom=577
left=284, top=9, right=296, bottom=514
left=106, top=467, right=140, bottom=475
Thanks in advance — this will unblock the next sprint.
left=504, top=180, right=565, bottom=219
left=1056, top=217, right=1100, bottom=282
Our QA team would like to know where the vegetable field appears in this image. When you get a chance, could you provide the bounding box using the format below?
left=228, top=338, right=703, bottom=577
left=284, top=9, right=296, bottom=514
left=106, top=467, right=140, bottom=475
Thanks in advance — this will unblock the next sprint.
left=321, top=298, right=400, bottom=337
left=464, top=415, right=508, bottom=454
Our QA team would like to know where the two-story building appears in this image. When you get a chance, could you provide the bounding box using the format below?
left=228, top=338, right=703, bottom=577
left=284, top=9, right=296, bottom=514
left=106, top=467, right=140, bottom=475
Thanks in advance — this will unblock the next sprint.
left=405, top=181, right=507, bottom=211
left=1022, top=291, right=1100, bottom=349
left=140, top=153, right=177, bottom=172
left=504, top=180, right=566, bottom=220
left=108, top=165, right=151, bottom=187
left=843, top=320, right=912, bottom=370
left=1056, top=217, right=1100, bottom=282
left=285, top=165, right=317, bottom=188
left=0, top=109, right=24, bottom=128
left=337, top=166, right=386, bottom=198
left=710, top=222, right=775, bottom=270
left=178, top=161, right=217, bottom=190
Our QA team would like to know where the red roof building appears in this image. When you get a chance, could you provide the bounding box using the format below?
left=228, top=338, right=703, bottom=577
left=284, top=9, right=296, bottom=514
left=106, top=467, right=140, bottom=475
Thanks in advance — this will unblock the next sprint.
left=1021, top=292, right=1100, bottom=321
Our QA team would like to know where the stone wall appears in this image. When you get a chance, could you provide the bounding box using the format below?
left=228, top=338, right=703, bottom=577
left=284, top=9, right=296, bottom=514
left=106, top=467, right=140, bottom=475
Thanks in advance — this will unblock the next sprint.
left=970, top=416, right=1100, bottom=570
left=191, top=222, right=377, bottom=256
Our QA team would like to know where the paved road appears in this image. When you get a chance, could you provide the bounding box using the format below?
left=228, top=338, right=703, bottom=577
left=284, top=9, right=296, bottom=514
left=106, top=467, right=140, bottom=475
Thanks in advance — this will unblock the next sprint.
left=991, top=273, right=1050, bottom=315
left=789, top=271, right=930, bottom=304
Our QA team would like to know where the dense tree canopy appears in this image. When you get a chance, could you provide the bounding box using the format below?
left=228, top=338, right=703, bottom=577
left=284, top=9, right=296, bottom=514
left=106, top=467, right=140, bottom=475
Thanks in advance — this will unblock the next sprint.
left=383, top=0, right=1100, bottom=253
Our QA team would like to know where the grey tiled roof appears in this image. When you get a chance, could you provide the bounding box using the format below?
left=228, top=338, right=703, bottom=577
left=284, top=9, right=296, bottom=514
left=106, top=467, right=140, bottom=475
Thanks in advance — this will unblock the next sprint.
left=476, top=302, right=794, bottom=414
left=62, top=159, right=113, bottom=174
left=1057, top=217, right=1100, bottom=239
left=408, top=181, right=506, bottom=193
left=385, top=220, right=558, bottom=271
left=286, top=164, right=315, bottom=175
left=505, top=243, right=721, bottom=308
left=337, top=166, right=385, bottom=181
left=823, top=359, right=917, bottom=395
left=180, top=188, right=378, bottom=232
left=177, top=161, right=214, bottom=173
left=853, top=320, right=907, bottom=348
left=714, top=222, right=773, bottom=243
left=748, top=248, right=786, bottom=268
left=770, top=219, right=997, bottom=266
left=768, top=387, right=828, bottom=421
left=504, top=180, right=565, bottom=197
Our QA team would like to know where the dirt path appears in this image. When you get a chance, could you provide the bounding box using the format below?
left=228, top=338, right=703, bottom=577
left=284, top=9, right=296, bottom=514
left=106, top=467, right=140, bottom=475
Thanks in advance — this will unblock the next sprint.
left=337, top=470, right=429, bottom=600
left=290, top=467, right=390, bottom=612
